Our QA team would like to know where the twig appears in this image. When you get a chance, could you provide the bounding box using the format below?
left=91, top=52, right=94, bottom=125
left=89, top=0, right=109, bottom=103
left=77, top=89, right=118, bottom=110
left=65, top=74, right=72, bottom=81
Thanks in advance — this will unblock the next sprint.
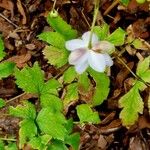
left=6, top=92, right=26, bottom=104
left=0, top=13, right=19, bottom=28
left=54, top=64, right=70, bottom=79
left=81, top=10, right=91, bottom=28
left=52, top=0, right=57, bottom=11
left=103, top=0, right=120, bottom=16
left=0, top=137, right=17, bottom=142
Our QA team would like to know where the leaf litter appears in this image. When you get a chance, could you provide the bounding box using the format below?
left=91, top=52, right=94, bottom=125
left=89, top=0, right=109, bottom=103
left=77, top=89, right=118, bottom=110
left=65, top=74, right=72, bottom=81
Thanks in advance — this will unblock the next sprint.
left=0, top=0, right=150, bottom=149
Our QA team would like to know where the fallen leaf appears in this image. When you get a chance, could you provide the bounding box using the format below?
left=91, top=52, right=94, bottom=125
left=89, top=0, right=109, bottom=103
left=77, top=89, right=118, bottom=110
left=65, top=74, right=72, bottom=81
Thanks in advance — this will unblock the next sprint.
left=7, top=52, right=31, bottom=68
left=116, top=62, right=134, bottom=88
left=0, top=0, right=14, bottom=18
left=17, top=0, right=27, bottom=24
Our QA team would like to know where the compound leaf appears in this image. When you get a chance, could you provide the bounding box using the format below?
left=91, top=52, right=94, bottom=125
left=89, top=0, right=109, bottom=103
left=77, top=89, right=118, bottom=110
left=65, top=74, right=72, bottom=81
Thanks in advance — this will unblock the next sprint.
left=36, top=108, right=67, bottom=141
left=19, top=119, right=37, bottom=148
left=136, top=56, right=150, bottom=77
left=0, top=35, right=5, bottom=61
left=38, top=32, right=65, bottom=49
left=63, top=83, right=79, bottom=107
left=0, top=61, right=15, bottom=79
left=106, top=27, right=126, bottom=46
left=120, top=0, right=130, bottom=5
left=65, top=133, right=80, bottom=150
left=93, top=23, right=109, bottom=40
left=43, top=46, right=69, bottom=68
left=29, top=135, right=52, bottom=150
left=76, top=104, right=100, bottom=124
left=119, top=86, right=144, bottom=126
left=41, top=79, right=62, bottom=96
left=47, top=140, right=68, bottom=150
left=88, top=69, right=110, bottom=106
left=63, top=67, right=77, bottom=84
left=47, top=13, right=77, bottom=40
left=14, top=62, right=44, bottom=94
left=40, top=94, right=63, bottom=112
left=0, top=98, right=6, bottom=108
left=9, top=101, right=36, bottom=120
left=78, top=72, right=90, bottom=94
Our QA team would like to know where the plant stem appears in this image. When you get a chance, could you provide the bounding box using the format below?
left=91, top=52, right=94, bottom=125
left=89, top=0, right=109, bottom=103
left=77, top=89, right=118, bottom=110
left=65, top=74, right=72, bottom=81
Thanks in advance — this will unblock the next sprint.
left=116, top=55, right=150, bottom=87
left=88, top=0, right=100, bottom=48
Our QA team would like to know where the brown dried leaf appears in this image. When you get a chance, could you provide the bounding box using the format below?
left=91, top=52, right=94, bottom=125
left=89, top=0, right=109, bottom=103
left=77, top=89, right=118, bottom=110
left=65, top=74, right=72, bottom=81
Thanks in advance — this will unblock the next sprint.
left=7, top=52, right=31, bottom=68
left=0, top=17, right=14, bottom=37
left=116, top=62, right=134, bottom=88
left=17, top=0, right=27, bottom=24
left=129, top=136, right=148, bottom=150
left=0, top=0, right=14, bottom=17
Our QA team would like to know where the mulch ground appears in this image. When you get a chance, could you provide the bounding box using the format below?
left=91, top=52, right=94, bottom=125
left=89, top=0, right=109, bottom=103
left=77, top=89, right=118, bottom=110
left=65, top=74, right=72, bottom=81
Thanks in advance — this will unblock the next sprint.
left=0, top=0, right=150, bottom=149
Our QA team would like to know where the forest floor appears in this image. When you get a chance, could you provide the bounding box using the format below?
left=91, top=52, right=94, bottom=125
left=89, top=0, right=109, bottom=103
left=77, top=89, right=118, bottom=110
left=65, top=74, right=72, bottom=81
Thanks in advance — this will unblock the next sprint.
left=0, top=0, right=150, bottom=149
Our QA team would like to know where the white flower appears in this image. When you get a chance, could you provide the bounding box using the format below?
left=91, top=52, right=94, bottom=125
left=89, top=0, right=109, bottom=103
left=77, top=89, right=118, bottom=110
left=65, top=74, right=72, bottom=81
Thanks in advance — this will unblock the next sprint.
left=65, top=31, right=114, bottom=74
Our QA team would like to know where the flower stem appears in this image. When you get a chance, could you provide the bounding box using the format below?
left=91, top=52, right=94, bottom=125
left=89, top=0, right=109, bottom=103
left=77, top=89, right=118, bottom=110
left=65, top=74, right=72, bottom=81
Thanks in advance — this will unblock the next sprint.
left=116, top=55, right=150, bottom=87
left=88, top=0, right=100, bottom=49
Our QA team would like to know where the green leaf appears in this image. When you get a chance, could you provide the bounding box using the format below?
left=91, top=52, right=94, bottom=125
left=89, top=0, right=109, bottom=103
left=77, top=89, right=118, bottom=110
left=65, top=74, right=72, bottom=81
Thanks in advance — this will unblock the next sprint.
left=36, top=108, right=67, bottom=140
left=65, top=133, right=80, bottom=150
left=120, top=0, right=130, bottom=6
left=136, top=56, right=150, bottom=78
left=47, top=13, right=77, bottom=40
left=41, top=79, right=62, bottom=96
left=93, top=23, right=109, bottom=40
left=132, top=39, right=144, bottom=49
left=0, top=62, right=15, bottom=79
left=88, top=69, right=110, bottom=106
left=40, top=94, right=63, bottom=112
left=14, top=62, right=44, bottom=94
left=136, top=57, right=150, bottom=90
left=63, top=67, right=77, bottom=84
left=63, top=83, right=79, bottom=107
left=64, top=118, right=74, bottom=134
left=106, top=27, right=126, bottom=46
left=5, top=142, right=17, bottom=150
left=19, top=119, right=37, bottom=148
left=0, top=35, right=5, bottom=61
left=43, top=46, right=69, bottom=68
left=9, top=101, right=36, bottom=119
left=47, top=140, right=68, bottom=150
left=29, top=135, right=52, bottom=150
left=0, top=140, right=4, bottom=150
left=76, top=104, right=100, bottom=124
left=119, top=86, right=144, bottom=126
left=136, top=0, right=145, bottom=4
left=0, top=98, right=6, bottom=108
left=38, top=32, right=65, bottom=49
left=78, top=72, right=90, bottom=94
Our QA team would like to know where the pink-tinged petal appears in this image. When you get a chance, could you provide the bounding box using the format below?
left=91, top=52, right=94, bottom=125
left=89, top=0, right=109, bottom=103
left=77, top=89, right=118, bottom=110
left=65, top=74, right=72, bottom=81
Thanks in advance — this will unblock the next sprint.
left=103, top=54, right=113, bottom=67
left=65, top=39, right=86, bottom=51
left=92, top=41, right=115, bottom=54
left=88, top=51, right=106, bottom=72
left=75, top=61, right=88, bottom=74
left=82, top=31, right=99, bottom=46
left=68, top=48, right=88, bottom=65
